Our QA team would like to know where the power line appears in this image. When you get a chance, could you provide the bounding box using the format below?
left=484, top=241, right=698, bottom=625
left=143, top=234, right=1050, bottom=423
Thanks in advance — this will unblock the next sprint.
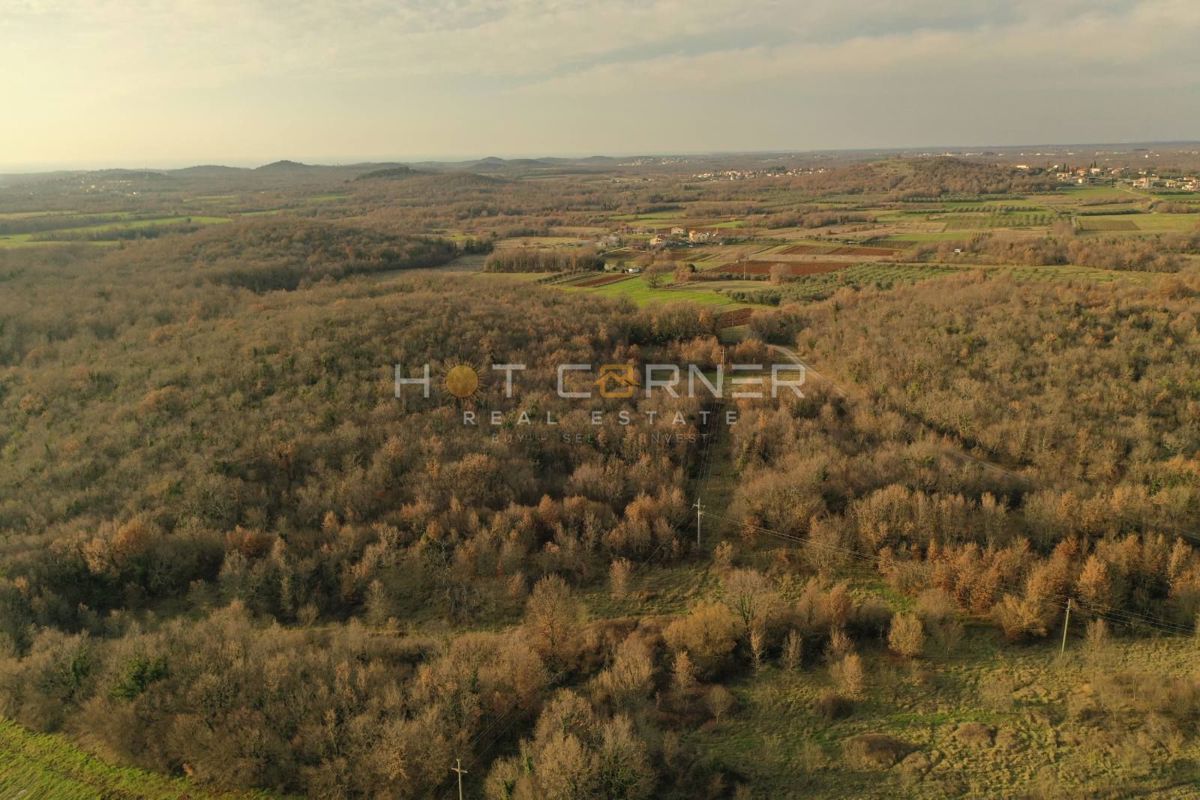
left=451, top=759, right=467, bottom=800
left=1060, top=598, right=1072, bottom=654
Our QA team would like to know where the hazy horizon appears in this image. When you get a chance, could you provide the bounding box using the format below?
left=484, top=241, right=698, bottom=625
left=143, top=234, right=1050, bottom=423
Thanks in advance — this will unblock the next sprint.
left=4, top=0, right=1198, bottom=171
left=5, top=138, right=1200, bottom=175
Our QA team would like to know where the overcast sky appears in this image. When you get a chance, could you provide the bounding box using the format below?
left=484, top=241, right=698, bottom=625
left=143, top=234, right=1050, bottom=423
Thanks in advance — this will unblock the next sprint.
left=3, top=0, right=1199, bottom=169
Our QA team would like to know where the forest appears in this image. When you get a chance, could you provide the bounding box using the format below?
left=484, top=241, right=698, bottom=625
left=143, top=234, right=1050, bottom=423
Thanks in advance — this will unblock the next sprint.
left=2, top=153, right=1200, bottom=798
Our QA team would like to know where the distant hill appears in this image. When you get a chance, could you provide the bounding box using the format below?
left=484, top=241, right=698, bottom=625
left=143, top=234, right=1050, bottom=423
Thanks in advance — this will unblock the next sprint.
left=91, top=169, right=173, bottom=181
left=469, top=156, right=557, bottom=171
left=255, top=159, right=313, bottom=171
left=170, top=164, right=249, bottom=177
left=445, top=171, right=507, bottom=185
left=355, top=165, right=423, bottom=181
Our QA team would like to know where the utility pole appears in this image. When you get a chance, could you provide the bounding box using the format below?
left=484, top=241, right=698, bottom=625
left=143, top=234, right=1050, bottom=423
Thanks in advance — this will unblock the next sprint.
left=694, top=498, right=703, bottom=548
left=1060, top=598, right=1072, bottom=655
left=451, top=758, right=467, bottom=800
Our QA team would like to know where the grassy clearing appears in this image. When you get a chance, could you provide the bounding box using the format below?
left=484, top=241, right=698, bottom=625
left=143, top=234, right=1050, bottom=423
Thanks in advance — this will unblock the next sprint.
left=1128, top=212, right=1200, bottom=232
left=1075, top=217, right=1140, bottom=232
left=687, top=634, right=1200, bottom=799
left=566, top=276, right=742, bottom=307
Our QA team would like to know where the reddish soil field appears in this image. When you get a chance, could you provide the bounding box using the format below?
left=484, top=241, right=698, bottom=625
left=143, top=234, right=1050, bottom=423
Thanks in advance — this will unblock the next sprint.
left=778, top=243, right=897, bottom=257
left=716, top=308, right=754, bottom=327
left=723, top=260, right=849, bottom=276
left=779, top=243, right=835, bottom=255
left=829, top=245, right=897, bottom=256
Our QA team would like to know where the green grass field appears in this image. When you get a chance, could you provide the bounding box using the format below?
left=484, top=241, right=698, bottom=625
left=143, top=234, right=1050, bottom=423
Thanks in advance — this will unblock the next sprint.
left=566, top=275, right=742, bottom=307
left=0, top=718, right=265, bottom=799
left=876, top=231, right=965, bottom=244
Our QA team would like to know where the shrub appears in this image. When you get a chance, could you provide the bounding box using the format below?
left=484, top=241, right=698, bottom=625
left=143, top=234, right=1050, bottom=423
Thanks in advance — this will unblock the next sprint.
left=1084, top=618, right=1110, bottom=661
left=706, top=685, right=735, bottom=724
left=954, top=722, right=995, bottom=748
left=814, top=688, right=851, bottom=720
left=524, top=575, right=586, bottom=672
left=915, top=589, right=964, bottom=655
left=663, top=602, right=740, bottom=679
left=887, top=612, right=926, bottom=659
left=721, top=568, right=779, bottom=631
left=672, top=651, right=696, bottom=694
left=781, top=630, right=803, bottom=671
left=830, top=652, right=866, bottom=700
left=609, top=558, right=633, bottom=600
left=843, top=734, right=914, bottom=769
left=593, top=635, right=654, bottom=708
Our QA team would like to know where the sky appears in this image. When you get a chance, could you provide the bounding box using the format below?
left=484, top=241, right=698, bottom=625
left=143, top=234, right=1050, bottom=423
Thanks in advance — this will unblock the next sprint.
left=2, top=0, right=1199, bottom=170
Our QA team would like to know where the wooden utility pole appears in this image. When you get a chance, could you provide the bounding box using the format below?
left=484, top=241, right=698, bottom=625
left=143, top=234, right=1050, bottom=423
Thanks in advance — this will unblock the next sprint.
left=694, top=498, right=703, bottom=548
left=1060, top=598, right=1072, bottom=655
left=451, top=758, right=467, bottom=800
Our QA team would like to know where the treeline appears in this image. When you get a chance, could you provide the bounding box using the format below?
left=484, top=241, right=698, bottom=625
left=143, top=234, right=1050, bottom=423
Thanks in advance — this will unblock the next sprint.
left=782, top=158, right=1059, bottom=199
left=31, top=221, right=205, bottom=242
left=111, top=218, right=461, bottom=290
left=911, top=230, right=1195, bottom=272
left=484, top=246, right=603, bottom=273
left=762, top=209, right=876, bottom=229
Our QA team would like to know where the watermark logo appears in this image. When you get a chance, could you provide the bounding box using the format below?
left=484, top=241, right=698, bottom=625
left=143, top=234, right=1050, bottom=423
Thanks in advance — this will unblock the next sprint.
left=394, top=361, right=804, bottom=408
left=444, top=364, right=480, bottom=399
left=596, top=364, right=639, bottom=399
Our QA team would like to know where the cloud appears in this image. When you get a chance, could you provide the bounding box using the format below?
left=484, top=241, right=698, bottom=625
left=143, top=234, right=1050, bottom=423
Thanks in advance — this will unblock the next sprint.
left=509, top=0, right=1200, bottom=96
left=1, top=0, right=1197, bottom=165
